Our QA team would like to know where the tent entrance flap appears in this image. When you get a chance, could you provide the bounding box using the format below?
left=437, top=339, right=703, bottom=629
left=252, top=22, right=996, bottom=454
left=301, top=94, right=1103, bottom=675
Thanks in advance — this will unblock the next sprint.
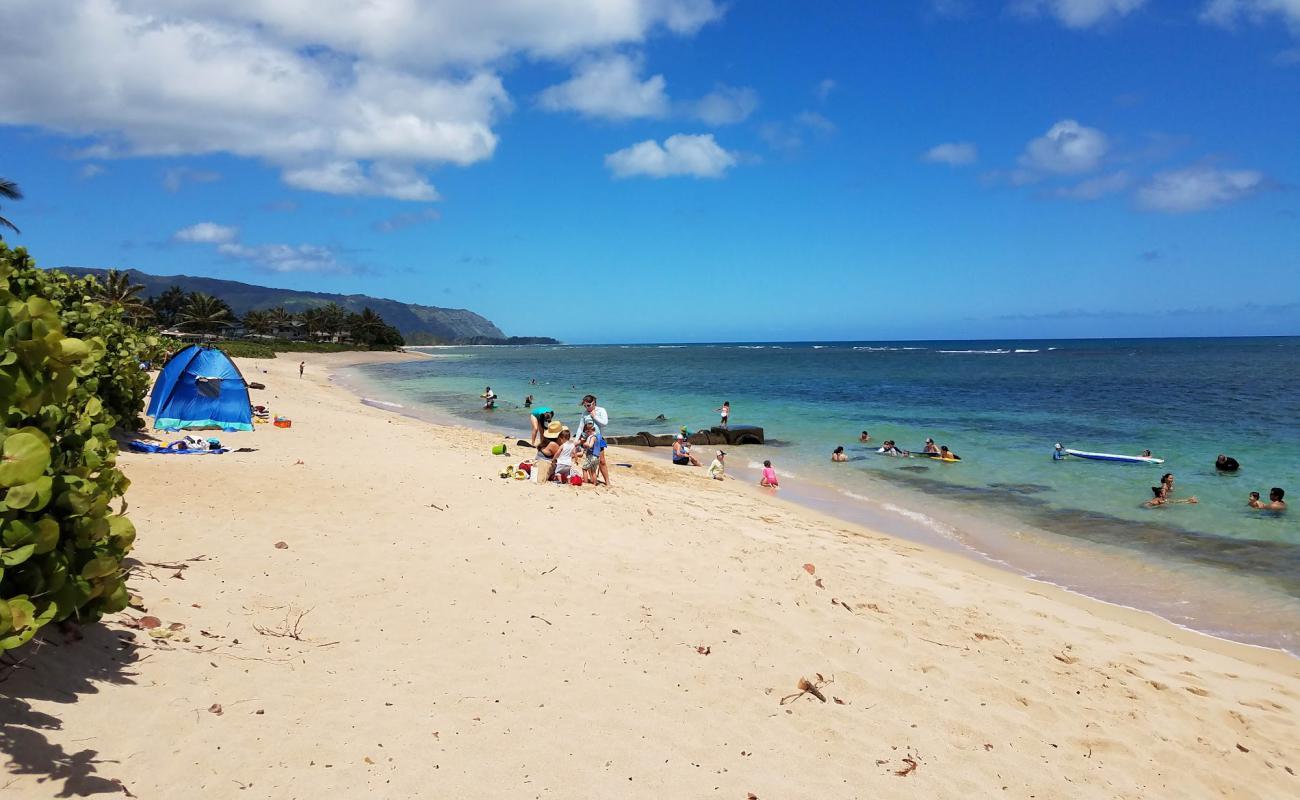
left=148, top=345, right=254, bottom=433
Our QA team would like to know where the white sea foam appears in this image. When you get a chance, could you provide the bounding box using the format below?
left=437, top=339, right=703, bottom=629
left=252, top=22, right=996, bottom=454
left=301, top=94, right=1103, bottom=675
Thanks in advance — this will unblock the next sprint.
left=1013, top=349, right=1040, bottom=353
left=657, top=345, right=687, bottom=348
left=852, top=346, right=927, bottom=352
left=747, top=461, right=798, bottom=478
left=361, top=398, right=403, bottom=408
left=880, top=502, right=959, bottom=539
left=812, top=345, right=829, bottom=349
left=939, top=349, right=1011, bottom=354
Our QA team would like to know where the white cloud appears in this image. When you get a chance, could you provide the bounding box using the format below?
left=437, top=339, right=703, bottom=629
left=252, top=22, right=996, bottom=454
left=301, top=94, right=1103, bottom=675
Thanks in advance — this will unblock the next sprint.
left=173, top=222, right=239, bottom=244
left=691, top=85, right=759, bottom=125
left=922, top=142, right=978, bottom=166
left=163, top=166, right=221, bottom=193
left=1053, top=170, right=1131, bottom=199
left=1201, top=0, right=1300, bottom=29
left=605, top=133, right=736, bottom=178
left=1012, top=0, right=1148, bottom=28
left=759, top=111, right=839, bottom=153
left=538, top=54, right=669, bottom=120
left=1018, top=119, right=1108, bottom=175
left=216, top=242, right=343, bottom=273
left=1136, top=166, right=1265, bottom=212
left=79, top=163, right=106, bottom=179
left=0, top=1, right=722, bottom=200
left=814, top=78, right=836, bottom=101
left=374, top=207, right=442, bottom=233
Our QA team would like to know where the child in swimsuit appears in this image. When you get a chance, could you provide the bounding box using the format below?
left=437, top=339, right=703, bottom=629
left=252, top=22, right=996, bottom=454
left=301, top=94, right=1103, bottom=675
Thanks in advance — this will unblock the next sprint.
left=760, top=459, right=779, bottom=488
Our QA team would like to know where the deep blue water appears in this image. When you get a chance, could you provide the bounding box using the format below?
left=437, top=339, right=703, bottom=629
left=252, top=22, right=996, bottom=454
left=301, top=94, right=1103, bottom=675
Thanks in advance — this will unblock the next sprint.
left=343, top=337, right=1300, bottom=651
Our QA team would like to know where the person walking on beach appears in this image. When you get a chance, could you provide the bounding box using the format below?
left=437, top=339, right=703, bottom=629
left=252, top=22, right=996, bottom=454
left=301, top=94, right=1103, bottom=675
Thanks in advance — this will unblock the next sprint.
left=576, top=395, right=611, bottom=486
left=760, top=460, right=779, bottom=488
left=716, top=401, right=730, bottom=429
left=298, top=361, right=305, bottom=378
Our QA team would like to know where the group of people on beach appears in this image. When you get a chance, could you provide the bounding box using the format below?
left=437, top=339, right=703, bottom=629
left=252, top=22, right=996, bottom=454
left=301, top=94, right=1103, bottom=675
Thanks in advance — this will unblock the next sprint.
left=526, top=394, right=611, bottom=487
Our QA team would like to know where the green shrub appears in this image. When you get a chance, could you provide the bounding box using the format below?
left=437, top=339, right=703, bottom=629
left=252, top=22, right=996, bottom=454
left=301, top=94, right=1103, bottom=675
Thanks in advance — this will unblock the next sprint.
left=1, top=244, right=138, bottom=650
left=214, top=340, right=277, bottom=359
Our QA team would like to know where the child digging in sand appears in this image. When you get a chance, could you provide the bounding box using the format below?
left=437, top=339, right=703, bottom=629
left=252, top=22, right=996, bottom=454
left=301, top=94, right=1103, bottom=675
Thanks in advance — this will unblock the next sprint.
left=760, top=459, right=779, bottom=488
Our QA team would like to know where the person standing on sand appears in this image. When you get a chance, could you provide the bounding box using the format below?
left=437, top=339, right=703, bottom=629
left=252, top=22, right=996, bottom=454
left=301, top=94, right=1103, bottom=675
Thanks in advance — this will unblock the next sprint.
left=576, top=394, right=611, bottom=486
left=299, top=361, right=305, bottom=378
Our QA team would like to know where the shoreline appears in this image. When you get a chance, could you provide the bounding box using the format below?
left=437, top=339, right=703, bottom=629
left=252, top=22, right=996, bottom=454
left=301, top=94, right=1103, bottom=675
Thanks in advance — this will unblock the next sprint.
left=336, top=352, right=1300, bottom=659
left=5, top=349, right=1297, bottom=798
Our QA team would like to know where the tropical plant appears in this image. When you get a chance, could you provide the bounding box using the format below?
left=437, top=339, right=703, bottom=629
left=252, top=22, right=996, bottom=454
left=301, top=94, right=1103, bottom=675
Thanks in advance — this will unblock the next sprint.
left=241, top=308, right=272, bottom=335
left=1, top=243, right=144, bottom=650
left=177, top=292, right=233, bottom=334
left=318, top=302, right=347, bottom=339
left=147, top=285, right=187, bottom=328
left=92, top=269, right=153, bottom=325
left=0, top=177, right=22, bottom=238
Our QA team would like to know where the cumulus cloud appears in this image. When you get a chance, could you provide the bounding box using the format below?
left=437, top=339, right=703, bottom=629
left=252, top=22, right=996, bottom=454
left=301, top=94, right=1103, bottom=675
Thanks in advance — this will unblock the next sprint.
left=922, top=142, right=978, bottom=166
left=174, top=220, right=345, bottom=272
left=1012, top=0, right=1149, bottom=28
left=1201, top=0, right=1300, bottom=29
left=605, top=133, right=736, bottom=178
left=1136, top=166, right=1266, bottom=212
left=691, top=85, right=759, bottom=125
left=759, top=111, right=838, bottom=153
left=0, top=1, right=722, bottom=200
left=538, top=54, right=669, bottom=120
left=216, top=242, right=343, bottom=273
left=1053, top=171, right=1131, bottom=199
left=173, top=222, right=239, bottom=244
left=79, top=163, right=106, bottom=179
left=1018, top=119, right=1109, bottom=177
left=163, top=166, right=221, bottom=193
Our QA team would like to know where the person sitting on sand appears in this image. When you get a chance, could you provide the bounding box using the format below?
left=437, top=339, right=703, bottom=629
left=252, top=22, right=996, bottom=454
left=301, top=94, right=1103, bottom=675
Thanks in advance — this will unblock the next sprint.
left=1249, top=487, right=1287, bottom=511
left=709, top=450, right=727, bottom=480
left=831, top=446, right=848, bottom=462
left=760, top=459, right=779, bottom=488
left=859, top=430, right=871, bottom=443
left=553, top=428, right=575, bottom=482
left=1216, top=454, right=1240, bottom=472
left=534, top=421, right=563, bottom=483
left=672, top=434, right=700, bottom=467
left=529, top=407, right=555, bottom=447
left=939, top=445, right=959, bottom=460
left=1145, top=472, right=1197, bottom=507
left=923, top=438, right=939, bottom=454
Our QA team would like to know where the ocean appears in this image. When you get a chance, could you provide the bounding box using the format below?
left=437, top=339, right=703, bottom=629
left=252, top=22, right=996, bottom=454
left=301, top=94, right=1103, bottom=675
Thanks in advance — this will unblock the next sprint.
left=338, top=337, right=1300, bottom=654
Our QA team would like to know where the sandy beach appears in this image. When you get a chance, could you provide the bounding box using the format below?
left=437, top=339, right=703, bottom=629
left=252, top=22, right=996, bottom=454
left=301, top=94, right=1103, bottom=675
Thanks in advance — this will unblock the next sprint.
left=3, top=350, right=1297, bottom=799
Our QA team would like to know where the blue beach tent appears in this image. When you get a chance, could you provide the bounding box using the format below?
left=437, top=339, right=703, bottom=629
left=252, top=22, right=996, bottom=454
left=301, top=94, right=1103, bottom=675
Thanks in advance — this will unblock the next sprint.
left=147, top=345, right=253, bottom=432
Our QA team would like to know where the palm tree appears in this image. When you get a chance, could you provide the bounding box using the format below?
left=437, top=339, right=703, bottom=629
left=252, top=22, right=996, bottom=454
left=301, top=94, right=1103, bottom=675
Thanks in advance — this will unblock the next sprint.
left=319, top=302, right=347, bottom=341
left=241, top=308, right=272, bottom=335
left=93, top=269, right=153, bottom=324
left=148, top=285, right=187, bottom=328
left=348, top=307, right=387, bottom=346
left=0, top=177, right=22, bottom=238
left=177, top=292, right=234, bottom=335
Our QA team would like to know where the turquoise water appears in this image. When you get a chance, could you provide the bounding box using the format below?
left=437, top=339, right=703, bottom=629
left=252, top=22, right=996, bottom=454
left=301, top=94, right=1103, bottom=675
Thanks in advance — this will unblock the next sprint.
left=341, top=338, right=1300, bottom=652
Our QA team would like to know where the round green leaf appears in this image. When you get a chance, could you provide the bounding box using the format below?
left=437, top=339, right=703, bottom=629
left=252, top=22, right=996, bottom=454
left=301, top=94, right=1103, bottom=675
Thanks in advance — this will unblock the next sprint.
left=0, top=428, right=52, bottom=487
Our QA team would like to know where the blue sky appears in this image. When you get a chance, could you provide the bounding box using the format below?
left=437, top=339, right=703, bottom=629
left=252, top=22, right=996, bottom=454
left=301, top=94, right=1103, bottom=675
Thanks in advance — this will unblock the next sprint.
left=1, top=0, right=1297, bottom=343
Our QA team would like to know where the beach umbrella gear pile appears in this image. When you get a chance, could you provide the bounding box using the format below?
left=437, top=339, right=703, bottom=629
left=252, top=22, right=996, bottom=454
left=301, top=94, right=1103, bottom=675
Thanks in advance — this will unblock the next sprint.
left=147, top=345, right=254, bottom=432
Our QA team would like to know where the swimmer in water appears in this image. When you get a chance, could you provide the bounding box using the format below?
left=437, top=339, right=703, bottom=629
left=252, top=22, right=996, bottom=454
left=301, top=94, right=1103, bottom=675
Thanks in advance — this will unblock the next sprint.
left=859, top=430, right=871, bottom=443
left=939, top=445, right=959, bottom=460
left=1249, top=487, right=1287, bottom=511
left=1145, top=472, right=1198, bottom=507
left=1216, top=454, right=1240, bottom=472
left=923, top=437, right=939, bottom=454
left=831, top=445, right=848, bottom=462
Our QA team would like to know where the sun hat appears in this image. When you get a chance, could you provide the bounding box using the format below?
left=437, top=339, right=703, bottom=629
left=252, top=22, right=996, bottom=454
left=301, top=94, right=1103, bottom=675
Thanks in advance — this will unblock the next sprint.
left=676, top=433, right=684, bottom=440
left=544, top=420, right=564, bottom=437
left=717, top=450, right=726, bottom=456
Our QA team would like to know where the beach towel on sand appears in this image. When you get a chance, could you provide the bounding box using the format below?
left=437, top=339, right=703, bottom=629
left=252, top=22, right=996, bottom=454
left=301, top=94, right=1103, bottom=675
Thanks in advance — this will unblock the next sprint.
left=127, top=440, right=229, bottom=455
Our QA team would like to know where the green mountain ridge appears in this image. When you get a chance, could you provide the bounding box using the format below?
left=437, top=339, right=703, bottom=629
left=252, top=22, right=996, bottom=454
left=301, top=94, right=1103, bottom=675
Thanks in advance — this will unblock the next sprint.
left=58, top=267, right=522, bottom=343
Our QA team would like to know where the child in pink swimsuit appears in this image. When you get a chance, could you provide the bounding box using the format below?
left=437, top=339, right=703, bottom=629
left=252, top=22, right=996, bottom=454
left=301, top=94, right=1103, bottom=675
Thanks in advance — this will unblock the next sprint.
left=760, top=459, right=779, bottom=487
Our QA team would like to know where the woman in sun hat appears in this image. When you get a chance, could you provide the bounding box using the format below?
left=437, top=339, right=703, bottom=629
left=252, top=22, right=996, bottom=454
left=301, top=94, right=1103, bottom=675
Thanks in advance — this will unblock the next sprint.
left=534, top=420, right=564, bottom=483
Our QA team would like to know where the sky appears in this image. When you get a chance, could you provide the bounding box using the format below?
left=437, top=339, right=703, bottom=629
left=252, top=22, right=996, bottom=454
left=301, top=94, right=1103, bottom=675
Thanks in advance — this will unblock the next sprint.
left=1, top=0, right=1298, bottom=343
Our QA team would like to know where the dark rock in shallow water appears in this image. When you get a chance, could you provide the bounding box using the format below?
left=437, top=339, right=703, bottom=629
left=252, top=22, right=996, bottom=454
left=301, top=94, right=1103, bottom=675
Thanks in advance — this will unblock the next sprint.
left=988, top=482, right=1052, bottom=495
left=607, top=424, right=764, bottom=447
left=899, top=465, right=931, bottom=472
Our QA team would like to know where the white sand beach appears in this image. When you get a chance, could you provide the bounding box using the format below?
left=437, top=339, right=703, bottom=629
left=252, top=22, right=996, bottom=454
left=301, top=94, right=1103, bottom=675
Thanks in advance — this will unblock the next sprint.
left=3, top=351, right=1297, bottom=799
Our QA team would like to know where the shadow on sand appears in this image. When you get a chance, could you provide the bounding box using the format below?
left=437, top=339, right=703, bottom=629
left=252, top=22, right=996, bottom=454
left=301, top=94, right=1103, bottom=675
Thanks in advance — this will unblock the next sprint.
left=1, top=623, right=141, bottom=796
